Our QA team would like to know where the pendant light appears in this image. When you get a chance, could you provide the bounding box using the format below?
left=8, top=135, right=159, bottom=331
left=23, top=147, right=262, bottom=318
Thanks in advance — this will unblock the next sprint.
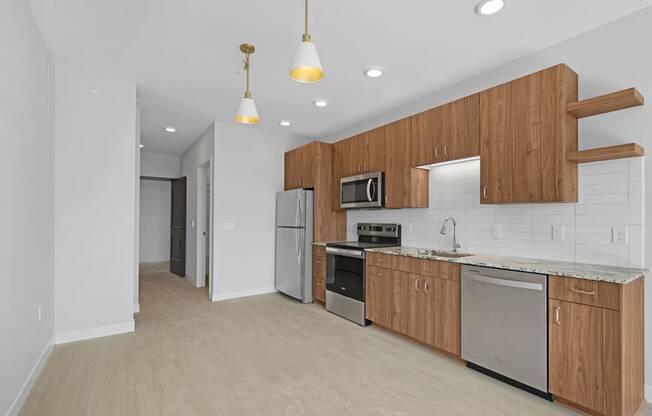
left=235, top=43, right=260, bottom=124
left=290, top=0, right=324, bottom=83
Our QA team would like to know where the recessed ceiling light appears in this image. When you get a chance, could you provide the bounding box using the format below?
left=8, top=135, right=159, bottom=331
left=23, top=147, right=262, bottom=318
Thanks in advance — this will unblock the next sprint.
left=279, top=120, right=291, bottom=127
left=364, top=66, right=384, bottom=78
left=164, top=126, right=176, bottom=133
left=313, top=99, right=328, bottom=108
left=139, top=144, right=144, bottom=149
left=476, top=0, right=504, bottom=15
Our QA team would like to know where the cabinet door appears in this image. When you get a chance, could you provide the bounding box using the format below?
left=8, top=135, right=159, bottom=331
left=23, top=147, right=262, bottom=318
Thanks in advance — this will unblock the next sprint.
left=411, top=107, right=442, bottom=167
left=300, top=143, right=314, bottom=188
left=549, top=299, right=606, bottom=413
left=407, top=274, right=425, bottom=342
left=366, top=266, right=391, bottom=327
left=480, top=64, right=577, bottom=204
left=284, top=149, right=300, bottom=190
left=422, top=277, right=436, bottom=346
left=442, top=94, right=480, bottom=161
left=365, top=127, right=385, bottom=173
left=391, top=270, right=410, bottom=335
left=432, top=278, right=460, bottom=355
left=384, top=118, right=412, bottom=208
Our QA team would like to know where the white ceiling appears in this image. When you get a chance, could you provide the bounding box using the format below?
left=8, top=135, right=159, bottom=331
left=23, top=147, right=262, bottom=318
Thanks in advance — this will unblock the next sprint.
left=29, top=0, right=652, bottom=155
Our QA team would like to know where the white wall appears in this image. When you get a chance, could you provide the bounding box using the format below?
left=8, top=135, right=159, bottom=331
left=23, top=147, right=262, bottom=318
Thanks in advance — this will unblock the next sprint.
left=140, top=151, right=181, bottom=178
left=54, top=69, right=137, bottom=342
left=181, top=124, right=215, bottom=284
left=0, top=1, right=55, bottom=414
left=211, top=122, right=308, bottom=301
left=139, top=181, right=171, bottom=262
left=336, top=7, right=652, bottom=396
left=349, top=157, right=644, bottom=267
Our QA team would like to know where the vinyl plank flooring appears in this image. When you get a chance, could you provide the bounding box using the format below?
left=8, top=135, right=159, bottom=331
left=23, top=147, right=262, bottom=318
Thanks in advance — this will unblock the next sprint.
left=20, top=270, right=614, bottom=416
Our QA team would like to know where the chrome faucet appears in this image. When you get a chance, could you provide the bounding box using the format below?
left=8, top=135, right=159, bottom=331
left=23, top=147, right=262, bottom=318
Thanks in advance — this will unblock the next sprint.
left=440, top=217, right=462, bottom=252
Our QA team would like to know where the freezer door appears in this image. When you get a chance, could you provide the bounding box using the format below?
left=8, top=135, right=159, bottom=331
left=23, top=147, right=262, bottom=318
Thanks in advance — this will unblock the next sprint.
left=275, top=227, right=305, bottom=300
left=276, top=189, right=305, bottom=228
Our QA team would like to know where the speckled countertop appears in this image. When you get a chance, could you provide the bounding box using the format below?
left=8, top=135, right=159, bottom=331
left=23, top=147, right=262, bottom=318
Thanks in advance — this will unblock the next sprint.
left=312, top=242, right=330, bottom=247
left=366, top=246, right=647, bottom=284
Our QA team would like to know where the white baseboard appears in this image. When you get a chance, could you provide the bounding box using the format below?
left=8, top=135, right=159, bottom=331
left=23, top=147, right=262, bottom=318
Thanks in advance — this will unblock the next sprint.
left=211, top=287, right=277, bottom=302
left=184, top=274, right=196, bottom=287
left=6, top=335, right=55, bottom=416
left=55, top=321, right=135, bottom=345
left=133, top=302, right=140, bottom=314
left=645, top=384, right=652, bottom=403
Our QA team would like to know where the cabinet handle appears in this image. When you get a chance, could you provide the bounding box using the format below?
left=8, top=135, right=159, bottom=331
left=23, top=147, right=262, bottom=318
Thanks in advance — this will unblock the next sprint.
left=434, top=147, right=439, bottom=158
left=358, top=164, right=362, bottom=173
left=443, top=145, right=448, bottom=157
left=570, top=288, right=596, bottom=296
left=414, top=278, right=420, bottom=292
left=376, top=271, right=383, bottom=277
left=554, top=306, right=561, bottom=325
left=424, top=280, right=431, bottom=294
left=482, top=185, right=488, bottom=200
left=364, top=163, right=368, bottom=172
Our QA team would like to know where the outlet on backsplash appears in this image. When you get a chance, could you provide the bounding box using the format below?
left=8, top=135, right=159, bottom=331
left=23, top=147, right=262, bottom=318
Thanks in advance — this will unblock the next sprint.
left=551, top=225, right=565, bottom=242
left=612, top=226, right=627, bottom=245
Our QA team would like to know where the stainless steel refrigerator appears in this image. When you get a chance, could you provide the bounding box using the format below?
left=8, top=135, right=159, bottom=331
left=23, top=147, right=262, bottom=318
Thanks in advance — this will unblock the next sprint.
left=275, top=189, right=314, bottom=303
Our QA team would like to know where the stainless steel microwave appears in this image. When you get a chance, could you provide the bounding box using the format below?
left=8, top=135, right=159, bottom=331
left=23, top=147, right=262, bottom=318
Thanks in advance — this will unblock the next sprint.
left=340, top=172, right=383, bottom=209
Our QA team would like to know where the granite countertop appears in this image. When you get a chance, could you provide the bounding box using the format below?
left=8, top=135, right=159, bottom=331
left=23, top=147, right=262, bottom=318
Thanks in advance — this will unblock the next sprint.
left=312, top=241, right=330, bottom=247
left=366, top=246, right=647, bottom=284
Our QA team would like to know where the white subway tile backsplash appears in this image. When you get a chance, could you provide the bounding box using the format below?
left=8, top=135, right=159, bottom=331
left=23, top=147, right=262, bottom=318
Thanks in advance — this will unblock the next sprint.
left=347, top=158, right=645, bottom=268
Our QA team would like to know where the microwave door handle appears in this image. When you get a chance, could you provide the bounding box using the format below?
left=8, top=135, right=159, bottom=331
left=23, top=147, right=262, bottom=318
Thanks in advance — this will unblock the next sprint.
left=366, top=179, right=373, bottom=202
left=371, top=179, right=377, bottom=201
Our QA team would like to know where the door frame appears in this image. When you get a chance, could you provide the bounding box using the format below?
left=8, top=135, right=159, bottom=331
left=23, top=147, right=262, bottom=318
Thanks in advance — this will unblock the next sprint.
left=196, top=158, right=214, bottom=297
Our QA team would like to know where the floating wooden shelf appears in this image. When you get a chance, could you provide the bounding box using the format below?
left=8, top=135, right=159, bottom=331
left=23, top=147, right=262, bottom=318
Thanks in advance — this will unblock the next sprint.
left=566, top=88, right=644, bottom=118
left=566, top=143, right=644, bottom=163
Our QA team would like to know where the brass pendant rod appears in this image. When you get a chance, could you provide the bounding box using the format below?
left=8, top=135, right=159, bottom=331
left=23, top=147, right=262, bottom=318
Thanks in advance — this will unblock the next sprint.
left=244, top=53, right=251, bottom=98
left=303, top=0, right=311, bottom=42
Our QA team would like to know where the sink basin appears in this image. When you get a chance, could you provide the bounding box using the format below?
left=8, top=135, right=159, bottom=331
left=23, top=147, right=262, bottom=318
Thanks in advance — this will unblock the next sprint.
left=416, top=249, right=471, bottom=259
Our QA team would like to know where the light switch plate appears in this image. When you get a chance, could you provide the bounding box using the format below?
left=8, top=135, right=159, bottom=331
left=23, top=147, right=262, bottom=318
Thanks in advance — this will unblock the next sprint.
left=223, top=222, right=235, bottom=231
left=612, top=226, right=627, bottom=245
left=491, top=224, right=502, bottom=239
left=552, top=225, right=565, bottom=241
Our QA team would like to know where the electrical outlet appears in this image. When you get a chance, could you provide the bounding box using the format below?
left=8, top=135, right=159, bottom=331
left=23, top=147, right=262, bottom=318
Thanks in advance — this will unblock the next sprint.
left=491, top=224, right=502, bottom=239
left=612, top=226, right=627, bottom=245
left=552, top=225, right=565, bottom=241
left=37, top=306, right=42, bottom=322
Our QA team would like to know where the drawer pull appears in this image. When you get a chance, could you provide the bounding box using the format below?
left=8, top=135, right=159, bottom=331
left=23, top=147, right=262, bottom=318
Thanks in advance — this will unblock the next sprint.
left=570, top=288, right=595, bottom=296
left=424, top=280, right=431, bottom=294
left=554, top=306, right=561, bottom=325
left=414, top=278, right=420, bottom=292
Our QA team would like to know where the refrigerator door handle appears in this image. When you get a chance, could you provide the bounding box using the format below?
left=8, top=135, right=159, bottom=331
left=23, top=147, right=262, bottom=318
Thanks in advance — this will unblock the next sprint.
left=297, top=230, right=303, bottom=265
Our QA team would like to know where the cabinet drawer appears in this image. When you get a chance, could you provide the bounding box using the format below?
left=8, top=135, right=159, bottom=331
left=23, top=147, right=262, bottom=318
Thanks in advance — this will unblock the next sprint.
left=366, top=253, right=410, bottom=271
left=409, top=258, right=440, bottom=277
left=549, top=275, right=621, bottom=311
left=440, top=262, right=460, bottom=281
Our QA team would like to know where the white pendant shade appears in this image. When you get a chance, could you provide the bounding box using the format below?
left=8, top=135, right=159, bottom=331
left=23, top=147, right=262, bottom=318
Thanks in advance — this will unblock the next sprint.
left=290, top=41, right=324, bottom=83
left=235, top=97, right=259, bottom=124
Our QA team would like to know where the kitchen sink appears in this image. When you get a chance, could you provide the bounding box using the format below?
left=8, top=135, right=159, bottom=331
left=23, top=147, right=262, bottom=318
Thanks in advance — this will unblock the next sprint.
left=416, top=249, right=472, bottom=259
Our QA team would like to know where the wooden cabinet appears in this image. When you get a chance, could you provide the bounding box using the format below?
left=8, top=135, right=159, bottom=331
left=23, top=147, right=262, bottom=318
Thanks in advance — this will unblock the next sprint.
left=480, top=64, right=578, bottom=204
left=365, top=253, right=461, bottom=356
left=384, top=118, right=428, bottom=208
left=284, top=142, right=346, bottom=242
left=365, top=266, right=392, bottom=327
left=411, top=94, right=480, bottom=166
left=549, top=276, right=644, bottom=416
left=312, top=246, right=326, bottom=303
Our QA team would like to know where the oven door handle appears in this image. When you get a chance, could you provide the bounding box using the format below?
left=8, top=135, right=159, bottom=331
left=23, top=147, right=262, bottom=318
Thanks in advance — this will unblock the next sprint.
left=326, top=247, right=364, bottom=259
left=466, top=272, right=543, bottom=291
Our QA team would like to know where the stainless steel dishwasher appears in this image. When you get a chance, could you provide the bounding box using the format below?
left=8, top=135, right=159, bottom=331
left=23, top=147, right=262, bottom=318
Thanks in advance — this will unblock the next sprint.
left=461, top=265, right=550, bottom=399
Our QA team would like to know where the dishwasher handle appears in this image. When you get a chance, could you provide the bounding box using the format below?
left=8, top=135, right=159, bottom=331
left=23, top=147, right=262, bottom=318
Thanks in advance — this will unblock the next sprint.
left=465, top=272, right=543, bottom=291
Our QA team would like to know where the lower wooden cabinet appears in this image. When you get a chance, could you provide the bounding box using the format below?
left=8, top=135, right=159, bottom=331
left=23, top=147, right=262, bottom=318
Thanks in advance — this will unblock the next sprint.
left=313, top=246, right=326, bottom=303
left=549, top=276, right=644, bottom=416
left=366, top=254, right=461, bottom=356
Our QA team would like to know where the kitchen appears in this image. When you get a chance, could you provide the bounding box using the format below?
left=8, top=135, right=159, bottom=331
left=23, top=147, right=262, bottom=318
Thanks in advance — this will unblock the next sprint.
left=275, top=62, right=646, bottom=416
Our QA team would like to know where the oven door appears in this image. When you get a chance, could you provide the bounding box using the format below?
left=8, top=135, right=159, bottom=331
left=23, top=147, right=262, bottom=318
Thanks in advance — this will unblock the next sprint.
left=340, top=172, right=383, bottom=209
left=326, top=247, right=365, bottom=302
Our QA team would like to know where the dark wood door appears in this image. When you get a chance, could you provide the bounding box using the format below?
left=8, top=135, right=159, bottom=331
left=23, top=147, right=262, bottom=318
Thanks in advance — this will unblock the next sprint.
left=170, top=177, right=187, bottom=276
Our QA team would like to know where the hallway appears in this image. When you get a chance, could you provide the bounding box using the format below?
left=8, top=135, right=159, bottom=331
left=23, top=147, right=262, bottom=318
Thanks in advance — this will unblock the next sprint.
left=21, top=270, right=586, bottom=415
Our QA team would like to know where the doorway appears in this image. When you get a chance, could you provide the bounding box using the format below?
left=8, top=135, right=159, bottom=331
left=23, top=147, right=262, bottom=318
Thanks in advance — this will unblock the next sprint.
left=196, top=160, right=213, bottom=298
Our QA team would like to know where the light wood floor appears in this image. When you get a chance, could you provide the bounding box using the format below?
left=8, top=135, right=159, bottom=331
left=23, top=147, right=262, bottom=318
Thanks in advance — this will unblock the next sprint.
left=19, top=269, right=647, bottom=415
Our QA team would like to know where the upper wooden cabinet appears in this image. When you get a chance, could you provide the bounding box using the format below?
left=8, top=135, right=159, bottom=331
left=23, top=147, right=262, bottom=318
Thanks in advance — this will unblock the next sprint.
left=284, top=145, right=313, bottom=190
left=411, top=94, right=480, bottom=166
left=384, top=118, right=428, bottom=208
left=479, top=64, right=578, bottom=204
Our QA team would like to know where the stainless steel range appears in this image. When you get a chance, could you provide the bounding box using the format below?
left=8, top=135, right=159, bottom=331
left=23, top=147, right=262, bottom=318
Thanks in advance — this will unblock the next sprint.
left=325, top=223, right=401, bottom=326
